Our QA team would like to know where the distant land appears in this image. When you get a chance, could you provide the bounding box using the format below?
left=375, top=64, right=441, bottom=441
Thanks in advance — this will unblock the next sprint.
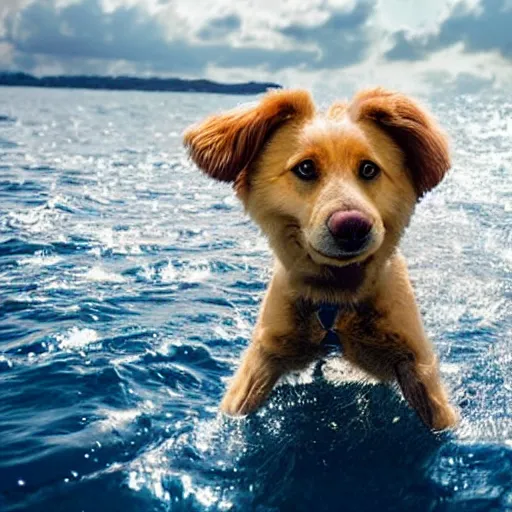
left=0, top=72, right=282, bottom=95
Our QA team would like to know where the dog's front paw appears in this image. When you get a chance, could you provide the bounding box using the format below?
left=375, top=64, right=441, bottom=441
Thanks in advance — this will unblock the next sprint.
left=220, top=358, right=281, bottom=416
left=220, top=371, right=276, bottom=416
left=220, top=382, right=264, bottom=416
left=431, top=403, right=459, bottom=431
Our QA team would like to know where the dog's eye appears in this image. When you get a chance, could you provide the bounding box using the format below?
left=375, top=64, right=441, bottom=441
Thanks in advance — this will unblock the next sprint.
left=292, top=159, right=317, bottom=181
left=359, top=160, right=380, bottom=181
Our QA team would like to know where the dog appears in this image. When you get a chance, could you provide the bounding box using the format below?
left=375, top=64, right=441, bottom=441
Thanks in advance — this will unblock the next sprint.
left=183, top=87, right=458, bottom=431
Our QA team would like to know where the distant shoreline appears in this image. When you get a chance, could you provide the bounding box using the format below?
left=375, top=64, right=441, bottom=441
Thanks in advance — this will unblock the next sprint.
left=0, top=72, right=282, bottom=95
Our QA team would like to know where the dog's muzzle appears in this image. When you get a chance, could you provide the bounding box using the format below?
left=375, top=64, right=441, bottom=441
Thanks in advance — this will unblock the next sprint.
left=327, top=210, right=373, bottom=254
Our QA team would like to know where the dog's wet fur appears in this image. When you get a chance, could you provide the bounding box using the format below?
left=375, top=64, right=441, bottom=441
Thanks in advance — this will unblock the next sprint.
left=184, top=87, right=458, bottom=431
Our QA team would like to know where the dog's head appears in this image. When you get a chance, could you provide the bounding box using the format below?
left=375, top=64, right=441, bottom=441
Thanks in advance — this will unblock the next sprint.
left=184, top=88, right=450, bottom=273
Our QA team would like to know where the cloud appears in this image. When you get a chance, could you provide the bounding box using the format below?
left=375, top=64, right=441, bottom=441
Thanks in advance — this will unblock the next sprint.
left=1, top=0, right=323, bottom=75
left=386, top=0, right=512, bottom=62
left=422, top=70, right=497, bottom=95
left=279, top=1, right=376, bottom=68
left=385, top=30, right=430, bottom=61
left=0, top=0, right=379, bottom=76
left=3, top=0, right=176, bottom=65
left=197, top=14, right=241, bottom=41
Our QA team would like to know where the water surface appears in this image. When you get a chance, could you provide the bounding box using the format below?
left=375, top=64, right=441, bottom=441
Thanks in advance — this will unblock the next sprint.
left=0, top=87, right=511, bottom=511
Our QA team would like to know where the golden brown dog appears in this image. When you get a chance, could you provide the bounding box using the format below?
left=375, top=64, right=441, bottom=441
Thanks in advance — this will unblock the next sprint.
left=184, top=87, right=458, bottom=431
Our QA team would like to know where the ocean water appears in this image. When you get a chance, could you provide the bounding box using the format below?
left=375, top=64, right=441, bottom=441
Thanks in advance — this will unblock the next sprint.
left=0, top=86, right=510, bottom=512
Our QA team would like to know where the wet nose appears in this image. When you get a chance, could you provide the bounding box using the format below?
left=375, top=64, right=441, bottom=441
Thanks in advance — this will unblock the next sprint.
left=327, top=210, right=373, bottom=253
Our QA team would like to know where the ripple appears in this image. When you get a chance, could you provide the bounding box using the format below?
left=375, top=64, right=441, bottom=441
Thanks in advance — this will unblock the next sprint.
left=0, top=238, right=50, bottom=257
left=0, top=114, right=16, bottom=123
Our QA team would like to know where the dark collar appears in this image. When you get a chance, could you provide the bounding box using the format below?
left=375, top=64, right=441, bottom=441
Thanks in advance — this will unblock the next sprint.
left=316, top=303, right=342, bottom=350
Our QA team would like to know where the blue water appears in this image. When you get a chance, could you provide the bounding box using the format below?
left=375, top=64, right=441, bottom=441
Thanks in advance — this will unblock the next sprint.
left=0, top=87, right=510, bottom=512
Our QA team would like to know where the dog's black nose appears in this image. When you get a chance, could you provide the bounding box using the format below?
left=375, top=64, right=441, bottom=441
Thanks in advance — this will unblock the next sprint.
left=327, top=210, right=373, bottom=253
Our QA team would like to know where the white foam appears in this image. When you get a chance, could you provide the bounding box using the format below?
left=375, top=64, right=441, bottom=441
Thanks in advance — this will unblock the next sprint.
left=0, top=355, right=13, bottom=368
left=94, top=227, right=143, bottom=255
left=45, top=279, right=72, bottom=291
left=84, top=266, right=126, bottom=283
left=96, top=408, right=140, bottom=432
left=159, top=261, right=211, bottom=284
left=19, top=252, right=63, bottom=267
left=56, top=327, right=100, bottom=350
left=159, top=263, right=177, bottom=282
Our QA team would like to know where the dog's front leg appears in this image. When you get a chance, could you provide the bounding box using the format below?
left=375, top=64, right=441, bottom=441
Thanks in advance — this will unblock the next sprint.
left=339, top=254, right=459, bottom=431
left=341, top=311, right=459, bottom=431
left=221, top=270, right=321, bottom=416
left=383, top=260, right=459, bottom=431
left=220, top=340, right=285, bottom=416
left=392, top=353, right=458, bottom=431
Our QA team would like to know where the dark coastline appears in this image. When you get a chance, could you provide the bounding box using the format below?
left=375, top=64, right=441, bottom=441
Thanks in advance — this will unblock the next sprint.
left=0, top=72, right=282, bottom=95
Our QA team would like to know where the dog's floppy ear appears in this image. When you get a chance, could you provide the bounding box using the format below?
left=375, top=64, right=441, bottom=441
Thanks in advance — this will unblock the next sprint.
left=183, top=89, right=314, bottom=183
left=350, top=88, right=450, bottom=197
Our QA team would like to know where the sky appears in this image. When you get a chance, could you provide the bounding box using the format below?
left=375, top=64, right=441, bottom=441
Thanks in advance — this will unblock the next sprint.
left=0, top=0, right=511, bottom=95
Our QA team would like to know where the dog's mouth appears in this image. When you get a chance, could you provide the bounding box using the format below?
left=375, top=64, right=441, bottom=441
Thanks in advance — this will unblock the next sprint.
left=308, top=242, right=372, bottom=266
